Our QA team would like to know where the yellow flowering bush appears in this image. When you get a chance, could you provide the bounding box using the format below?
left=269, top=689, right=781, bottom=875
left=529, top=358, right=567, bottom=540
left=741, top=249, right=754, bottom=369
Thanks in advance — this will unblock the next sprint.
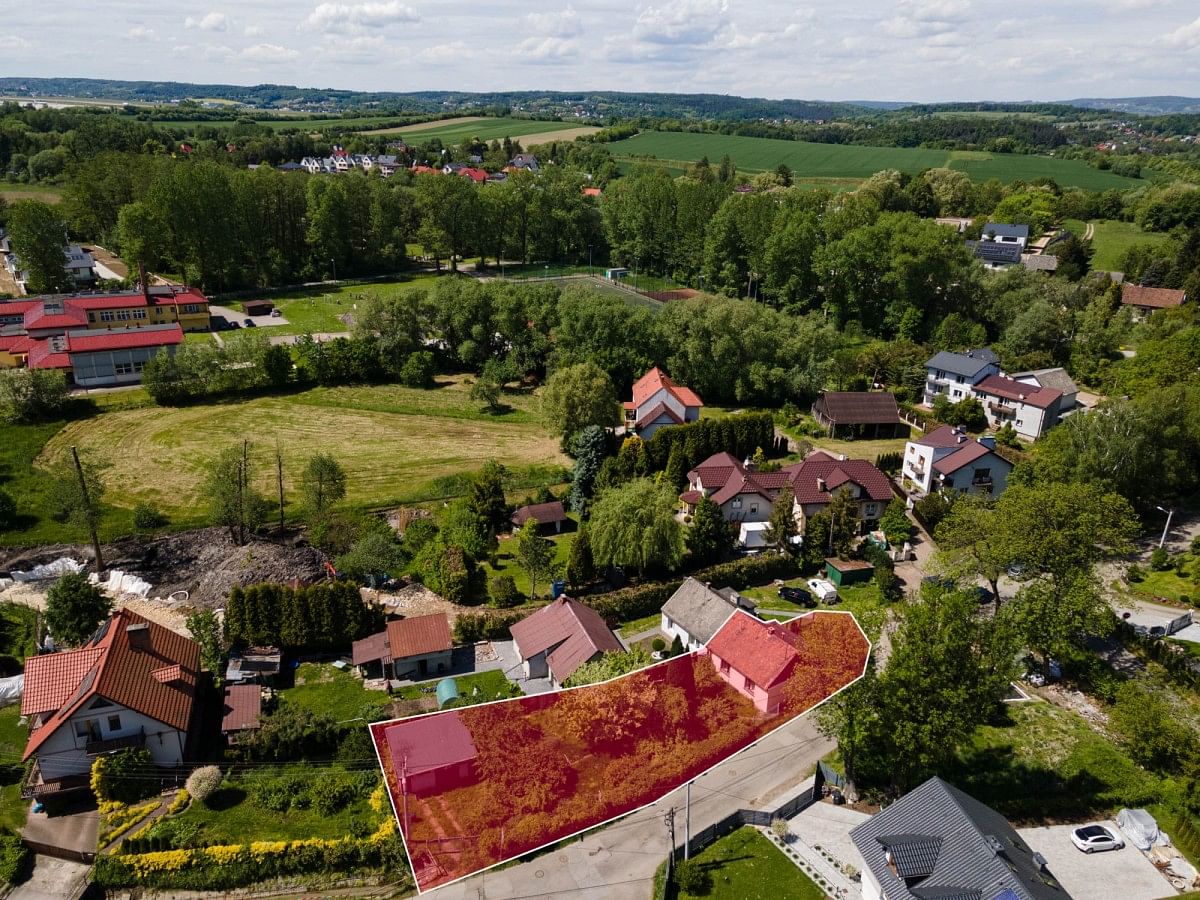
left=202, top=845, right=244, bottom=865
left=368, top=783, right=387, bottom=814
left=126, top=849, right=192, bottom=877
left=249, top=841, right=288, bottom=860
left=166, top=789, right=190, bottom=815
left=369, top=818, right=395, bottom=843
left=98, top=799, right=126, bottom=816
left=99, top=799, right=160, bottom=845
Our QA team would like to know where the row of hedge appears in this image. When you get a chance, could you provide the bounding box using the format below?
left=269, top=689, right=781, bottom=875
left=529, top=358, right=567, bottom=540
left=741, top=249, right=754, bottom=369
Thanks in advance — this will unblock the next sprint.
left=646, top=413, right=777, bottom=471
left=93, top=823, right=410, bottom=891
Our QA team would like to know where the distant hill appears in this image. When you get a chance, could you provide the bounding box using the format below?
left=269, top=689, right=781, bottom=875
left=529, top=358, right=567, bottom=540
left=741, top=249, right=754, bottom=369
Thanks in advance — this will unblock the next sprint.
left=1062, top=96, right=1200, bottom=115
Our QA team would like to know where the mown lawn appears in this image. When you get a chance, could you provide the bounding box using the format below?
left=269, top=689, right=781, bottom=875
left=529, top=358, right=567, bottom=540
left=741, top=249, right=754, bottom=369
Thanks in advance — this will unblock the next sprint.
left=1064, top=219, right=1170, bottom=271
left=282, top=663, right=392, bottom=721
left=485, top=523, right=577, bottom=601
left=674, top=826, right=824, bottom=900
left=0, top=705, right=29, bottom=833
left=393, top=669, right=519, bottom=704
left=26, top=377, right=568, bottom=531
left=737, top=580, right=886, bottom=640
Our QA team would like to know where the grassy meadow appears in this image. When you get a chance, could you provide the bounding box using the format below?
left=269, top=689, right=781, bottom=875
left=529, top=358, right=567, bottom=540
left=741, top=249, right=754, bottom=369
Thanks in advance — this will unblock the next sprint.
left=362, top=117, right=592, bottom=144
left=1064, top=219, right=1170, bottom=271
left=609, top=131, right=1146, bottom=191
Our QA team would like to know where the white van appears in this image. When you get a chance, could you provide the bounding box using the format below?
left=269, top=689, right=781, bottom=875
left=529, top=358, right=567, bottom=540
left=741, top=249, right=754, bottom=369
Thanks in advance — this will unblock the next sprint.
left=806, top=578, right=840, bottom=604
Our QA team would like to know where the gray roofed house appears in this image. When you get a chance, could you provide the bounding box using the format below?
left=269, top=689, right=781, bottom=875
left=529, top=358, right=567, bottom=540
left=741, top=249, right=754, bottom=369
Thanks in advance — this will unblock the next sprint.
left=968, top=240, right=1023, bottom=267
left=925, top=349, right=1000, bottom=380
left=1021, top=253, right=1059, bottom=273
left=851, top=776, right=1071, bottom=900
left=981, top=222, right=1031, bottom=243
left=660, top=577, right=756, bottom=651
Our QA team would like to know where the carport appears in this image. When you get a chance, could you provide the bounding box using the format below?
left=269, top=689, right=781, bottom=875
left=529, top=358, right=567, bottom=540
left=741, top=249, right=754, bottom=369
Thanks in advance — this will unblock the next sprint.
left=1020, top=822, right=1174, bottom=900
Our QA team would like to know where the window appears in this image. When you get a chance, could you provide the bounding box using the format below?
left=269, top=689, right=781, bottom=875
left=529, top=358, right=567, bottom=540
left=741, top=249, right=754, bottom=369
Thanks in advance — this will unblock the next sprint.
left=185, top=304, right=200, bottom=313
left=731, top=498, right=742, bottom=509
left=100, top=310, right=115, bottom=322
left=88, top=312, right=96, bottom=323
left=1016, top=420, right=1024, bottom=428
left=955, top=375, right=964, bottom=383
left=951, top=389, right=961, bottom=399
left=743, top=675, right=754, bottom=693
left=107, top=714, right=121, bottom=732
left=865, top=504, right=877, bottom=516
left=719, top=660, right=730, bottom=675
left=114, top=361, right=135, bottom=375
left=116, top=310, right=130, bottom=321
left=749, top=504, right=758, bottom=515
left=74, top=720, right=90, bottom=738
left=935, top=369, right=945, bottom=379
left=133, top=309, right=146, bottom=320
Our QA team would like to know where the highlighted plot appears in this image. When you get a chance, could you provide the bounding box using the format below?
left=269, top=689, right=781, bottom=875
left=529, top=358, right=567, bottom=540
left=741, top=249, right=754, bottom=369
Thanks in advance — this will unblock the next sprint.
left=370, top=609, right=870, bottom=892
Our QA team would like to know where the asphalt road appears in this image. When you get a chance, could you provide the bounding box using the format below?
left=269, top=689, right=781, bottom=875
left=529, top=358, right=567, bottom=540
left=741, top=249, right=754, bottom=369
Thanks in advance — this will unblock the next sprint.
left=426, top=715, right=833, bottom=899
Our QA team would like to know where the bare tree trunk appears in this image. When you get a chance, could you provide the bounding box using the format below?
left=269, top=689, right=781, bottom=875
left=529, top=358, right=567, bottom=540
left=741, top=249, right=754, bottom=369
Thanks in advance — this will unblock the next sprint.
left=70, top=446, right=104, bottom=572
left=275, top=442, right=285, bottom=529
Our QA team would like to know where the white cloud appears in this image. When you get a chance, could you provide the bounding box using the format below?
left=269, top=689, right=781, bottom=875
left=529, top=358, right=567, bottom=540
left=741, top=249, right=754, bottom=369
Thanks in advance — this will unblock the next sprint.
left=514, top=36, right=579, bottom=61
left=0, top=35, right=32, bottom=50
left=304, top=1, right=419, bottom=34
left=184, top=12, right=229, bottom=32
left=526, top=6, right=582, bottom=38
left=242, top=43, right=300, bottom=62
left=633, top=0, right=730, bottom=45
left=415, top=41, right=469, bottom=64
left=127, top=25, right=156, bottom=40
left=1162, top=15, right=1200, bottom=49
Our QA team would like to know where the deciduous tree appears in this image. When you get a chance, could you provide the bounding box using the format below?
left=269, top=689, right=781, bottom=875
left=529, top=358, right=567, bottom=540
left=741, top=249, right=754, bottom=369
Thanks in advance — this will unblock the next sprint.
left=541, top=362, right=619, bottom=450
left=516, top=518, right=555, bottom=600
left=299, top=452, right=347, bottom=522
left=590, top=478, right=685, bottom=576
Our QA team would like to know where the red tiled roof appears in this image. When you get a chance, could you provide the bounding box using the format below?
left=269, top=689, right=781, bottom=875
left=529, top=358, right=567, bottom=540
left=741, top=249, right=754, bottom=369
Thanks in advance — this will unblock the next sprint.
left=916, top=424, right=971, bottom=449
left=459, top=167, right=488, bottom=183
left=26, top=342, right=72, bottom=370
left=630, top=367, right=703, bottom=409
left=24, top=307, right=87, bottom=331
left=21, top=648, right=105, bottom=716
left=509, top=596, right=622, bottom=683
left=386, top=711, right=476, bottom=777
left=67, top=324, right=183, bottom=353
left=0, top=334, right=36, bottom=353
left=973, top=374, right=1061, bottom=410
left=706, top=611, right=798, bottom=689
left=0, top=301, right=39, bottom=318
left=62, top=288, right=209, bottom=310
left=23, top=609, right=199, bottom=760
left=680, top=489, right=703, bottom=505
left=582, top=187, right=601, bottom=197
left=1121, top=284, right=1186, bottom=310
left=221, top=683, right=262, bottom=732
left=812, top=392, right=901, bottom=425
left=152, top=664, right=182, bottom=684
left=352, top=630, right=390, bottom=666
left=687, top=452, right=742, bottom=488
left=511, top=501, right=567, bottom=528
left=783, top=454, right=893, bottom=504
left=709, top=473, right=776, bottom=507
left=386, top=614, right=452, bottom=660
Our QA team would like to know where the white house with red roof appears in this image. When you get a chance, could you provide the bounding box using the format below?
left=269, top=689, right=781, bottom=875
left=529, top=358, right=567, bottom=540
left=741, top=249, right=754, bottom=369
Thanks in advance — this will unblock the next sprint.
left=623, top=367, right=703, bottom=439
left=902, top=425, right=1013, bottom=498
left=509, top=596, right=622, bottom=687
left=351, top=613, right=454, bottom=681
left=20, top=609, right=200, bottom=800
left=970, top=374, right=1062, bottom=440
left=705, top=610, right=803, bottom=714
left=681, top=450, right=894, bottom=534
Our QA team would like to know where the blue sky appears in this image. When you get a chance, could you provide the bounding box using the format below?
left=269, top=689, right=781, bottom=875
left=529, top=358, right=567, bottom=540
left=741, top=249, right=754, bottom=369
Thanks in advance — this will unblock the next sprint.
left=2, top=0, right=1199, bottom=102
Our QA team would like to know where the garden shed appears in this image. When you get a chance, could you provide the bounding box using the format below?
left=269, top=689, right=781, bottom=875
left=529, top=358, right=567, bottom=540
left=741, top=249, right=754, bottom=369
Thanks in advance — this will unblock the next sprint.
left=824, top=558, right=875, bottom=587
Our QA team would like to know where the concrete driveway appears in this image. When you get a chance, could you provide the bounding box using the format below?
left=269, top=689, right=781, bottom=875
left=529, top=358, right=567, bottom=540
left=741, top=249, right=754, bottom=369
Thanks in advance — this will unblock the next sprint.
left=1020, top=822, right=1173, bottom=900
left=209, top=303, right=290, bottom=330
left=8, top=856, right=91, bottom=900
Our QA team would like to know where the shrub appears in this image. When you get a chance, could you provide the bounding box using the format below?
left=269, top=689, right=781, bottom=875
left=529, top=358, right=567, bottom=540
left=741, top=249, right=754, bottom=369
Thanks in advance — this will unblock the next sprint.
left=770, top=817, right=790, bottom=840
left=92, top=748, right=158, bottom=804
left=672, top=858, right=710, bottom=894
left=454, top=609, right=528, bottom=643
left=248, top=771, right=309, bottom=812
left=1126, top=564, right=1146, bottom=583
left=488, top=575, right=520, bottom=609
left=1149, top=547, right=1171, bottom=571
left=133, top=502, right=169, bottom=531
left=0, top=831, right=29, bottom=886
left=651, top=638, right=666, bottom=653
left=185, top=767, right=222, bottom=805
left=398, top=351, right=436, bottom=387
left=874, top=451, right=902, bottom=475
left=309, top=772, right=359, bottom=815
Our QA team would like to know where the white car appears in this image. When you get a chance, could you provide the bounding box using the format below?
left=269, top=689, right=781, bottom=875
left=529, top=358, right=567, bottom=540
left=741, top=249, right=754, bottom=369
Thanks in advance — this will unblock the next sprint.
left=805, top=578, right=839, bottom=604
left=1071, top=824, right=1124, bottom=853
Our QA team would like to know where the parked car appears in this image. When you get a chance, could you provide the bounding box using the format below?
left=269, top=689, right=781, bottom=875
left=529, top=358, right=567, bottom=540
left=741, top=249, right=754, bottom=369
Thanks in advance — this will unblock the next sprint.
left=1006, top=562, right=1027, bottom=579
left=806, top=578, right=839, bottom=604
left=1070, top=824, right=1124, bottom=853
left=243, top=318, right=256, bottom=328
left=923, top=575, right=956, bottom=591
left=779, top=585, right=816, bottom=608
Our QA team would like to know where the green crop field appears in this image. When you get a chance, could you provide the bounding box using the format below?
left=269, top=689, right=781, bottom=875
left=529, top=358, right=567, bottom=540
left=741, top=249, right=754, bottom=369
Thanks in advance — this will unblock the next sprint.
left=609, top=131, right=1145, bottom=191
left=363, top=117, right=592, bottom=144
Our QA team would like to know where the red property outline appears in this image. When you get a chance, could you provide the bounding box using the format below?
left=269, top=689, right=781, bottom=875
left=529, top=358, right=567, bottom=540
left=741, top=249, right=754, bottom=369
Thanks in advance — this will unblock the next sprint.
left=370, top=608, right=870, bottom=894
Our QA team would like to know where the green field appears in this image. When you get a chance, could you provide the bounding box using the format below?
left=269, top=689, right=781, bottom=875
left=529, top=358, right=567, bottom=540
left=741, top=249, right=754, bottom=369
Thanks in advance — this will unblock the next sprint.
left=363, top=117, right=590, bottom=144
left=609, top=131, right=1145, bottom=190
left=3, top=378, right=567, bottom=540
left=1063, top=219, right=1170, bottom=271
left=0, top=182, right=64, bottom=204
left=232, top=272, right=442, bottom=335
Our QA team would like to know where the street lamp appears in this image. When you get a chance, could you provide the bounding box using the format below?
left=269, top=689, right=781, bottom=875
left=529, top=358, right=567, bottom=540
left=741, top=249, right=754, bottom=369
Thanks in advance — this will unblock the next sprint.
left=330, top=257, right=336, bottom=282
left=1156, top=506, right=1174, bottom=548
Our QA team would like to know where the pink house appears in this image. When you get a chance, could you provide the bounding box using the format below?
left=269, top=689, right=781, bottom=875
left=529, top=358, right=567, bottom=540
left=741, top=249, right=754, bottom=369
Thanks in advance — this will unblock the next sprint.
left=704, top=611, right=801, bottom=714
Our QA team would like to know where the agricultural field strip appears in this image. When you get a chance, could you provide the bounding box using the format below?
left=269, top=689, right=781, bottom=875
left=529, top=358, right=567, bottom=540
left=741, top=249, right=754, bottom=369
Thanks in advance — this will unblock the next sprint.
left=362, top=118, right=589, bottom=142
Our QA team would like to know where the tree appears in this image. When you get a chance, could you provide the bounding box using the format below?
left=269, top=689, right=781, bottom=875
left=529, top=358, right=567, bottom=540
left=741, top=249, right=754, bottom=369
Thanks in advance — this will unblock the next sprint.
left=299, top=452, right=347, bottom=522
left=664, top=443, right=689, bottom=489
left=589, top=478, right=685, bottom=576
left=116, top=201, right=164, bottom=294
left=45, top=571, right=111, bottom=647
left=91, top=748, right=156, bottom=804
left=6, top=200, right=71, bottom=293
left=49, top=448, right=106, bottom=572
left=186, top=609, right=225, bottom=676
left=469, top=460, right=510, bottom=536
left=185, top=766, right=224, bottom=805
left=541, top=362, right=619, bottom=450
left=0, top=369, right=70, bottom=424
left=516, top=518, right=555, bottom=600
left=204, top=441, right=268, bottom=545
left=687, top=495, right=733, bottom=566
left=933, top=495, right=1009, bottom=602
left=999, top=572, right=1113, bottom=675
left=567, top=524, right=595, bottom=587
left=763, top=483, right=798, bottom=554
left=336, top=530, right=408, bottom=581
left=878, top=498, right=912, bottom=546
left=568, top=425, right=609, bottom=513
left=469, top=362, right=505, bottom=412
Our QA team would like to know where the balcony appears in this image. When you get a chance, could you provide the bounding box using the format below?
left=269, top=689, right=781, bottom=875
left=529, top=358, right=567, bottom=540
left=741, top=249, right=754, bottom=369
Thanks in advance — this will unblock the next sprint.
left=85, top=728, right=145, bottom=756
left=21, top=760, right=91, bottom=800
left=986, top=401, right=1015, bottom=417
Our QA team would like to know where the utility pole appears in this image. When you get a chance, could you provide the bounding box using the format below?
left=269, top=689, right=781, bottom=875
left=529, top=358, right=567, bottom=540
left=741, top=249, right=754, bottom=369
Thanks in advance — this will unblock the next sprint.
left=663, top=807, right=676, bottom=863
left=1157, top=506, right=1174, bottom=548
left=401, top=755, right=410, bottom=838
left=238, top=439, right=250, bottom=545
left=684, top=782, right=692, bottom=860
left=70, top=446, right=104, bottom=573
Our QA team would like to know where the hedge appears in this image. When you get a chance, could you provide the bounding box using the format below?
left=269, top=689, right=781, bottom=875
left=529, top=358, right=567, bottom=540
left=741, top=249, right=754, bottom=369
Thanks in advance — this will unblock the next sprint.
left=453, top=608, right=533, bottom=643
left=225, top=582, right=385, bottom=650
left=0, top=831, right=29, bottom=886
left=646, top=413, right=777, bottom=471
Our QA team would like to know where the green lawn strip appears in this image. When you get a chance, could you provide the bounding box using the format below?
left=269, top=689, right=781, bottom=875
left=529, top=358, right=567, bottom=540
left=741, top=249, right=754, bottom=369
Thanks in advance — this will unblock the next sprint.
left=946, top=701, right=1164, bottom=823
left=485, top=526, right=576, bottom=599
left=618, top=612, right=664, bottom=638
left=1064, top=219, right=1170, bottom=271
left=392, top=669, right=517, bottom=704
left=809, top=434, right=911, bottom=463
left=678, top=826, right=824, bottom=900
left=232, top=274, right=442, bottom=336
left=183, top=331, right=215, bottom=345
left=281, top=663, right=391, bottom=721
left=1131, top=563, right=1198, bottom=603
left=171, top=774, right=374, bottom=843
left=0, top=705, right=29, bottom=833
left=292, top=379, right=543, bottom=424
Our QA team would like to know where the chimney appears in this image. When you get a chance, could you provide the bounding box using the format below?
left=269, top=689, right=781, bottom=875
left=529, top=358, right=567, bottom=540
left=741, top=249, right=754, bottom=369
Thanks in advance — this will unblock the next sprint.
left=956, top=434, right=966, bottom=444
left=126, top=622, right=151, bottom=651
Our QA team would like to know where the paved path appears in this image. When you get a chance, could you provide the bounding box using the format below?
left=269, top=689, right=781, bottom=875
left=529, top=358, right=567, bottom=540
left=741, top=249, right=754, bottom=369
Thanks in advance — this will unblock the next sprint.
left=7, top=856, right=91, bottom=900
left=427, top=715, right=833, bottom=898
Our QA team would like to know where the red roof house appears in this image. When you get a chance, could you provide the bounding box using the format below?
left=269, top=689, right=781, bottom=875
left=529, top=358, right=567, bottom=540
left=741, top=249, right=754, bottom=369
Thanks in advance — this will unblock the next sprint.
left=510, top=500, right=568, bottom=533
left=21, top=609, right=199, bottom=798
left=1121, top=284, right=1186, bottom=318
left=970, top=374, right=1063, bottom=440
left=384, top=711, right=477, bottom=796
left=352, top=613, right=454, bottom=681
left=509, top=596, right=622, bottom=686
left=705, top=610, right=800, bottom=714
left=623, top=367, right=703, bottom=439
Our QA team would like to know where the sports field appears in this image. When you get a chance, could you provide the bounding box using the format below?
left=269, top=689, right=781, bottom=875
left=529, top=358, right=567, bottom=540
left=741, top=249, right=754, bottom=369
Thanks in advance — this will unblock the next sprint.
left=608, top=131, right=1145, bottom=190
left=36, top=378, right=568, bottom=523
left=363, top=116, right=593, bottom=144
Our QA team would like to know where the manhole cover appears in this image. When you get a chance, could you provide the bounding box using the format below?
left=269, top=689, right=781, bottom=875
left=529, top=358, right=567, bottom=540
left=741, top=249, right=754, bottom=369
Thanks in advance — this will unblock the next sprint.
left=558, top=854, right=568, bottom=862
left=535, top=870, right=545, bottom=879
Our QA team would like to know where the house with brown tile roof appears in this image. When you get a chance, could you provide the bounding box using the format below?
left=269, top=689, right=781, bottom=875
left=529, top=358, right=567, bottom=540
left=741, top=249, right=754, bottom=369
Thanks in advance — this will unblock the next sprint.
left=510, top=500, right=568, bottom=533
left=20, top=609, right=200, bottom=799
left=623, top=367, right=703, bottom=440
left=811, top=392, right=909, bottom=440
left=970, top=374, right=1062, bottom=440
left=351, top=613, right=454, bottom=681
left=509, top=596, right=622, bottom=687
left=1121, top=283, right=1186, bottom=321
left=902, top=425, right=1013, bottom=498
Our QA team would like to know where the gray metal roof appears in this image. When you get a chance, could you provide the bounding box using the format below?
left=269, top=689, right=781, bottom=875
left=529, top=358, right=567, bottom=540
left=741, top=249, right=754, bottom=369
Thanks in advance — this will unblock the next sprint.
left=982, top=222, right=1030, bottom=240
left=1012, top=367, right=1078, bottom=398
left=660, top=578, right=745, bottom=644
left=851, top=777, right=1071, bottom=900
left=925, top=350, right=999, bottom=379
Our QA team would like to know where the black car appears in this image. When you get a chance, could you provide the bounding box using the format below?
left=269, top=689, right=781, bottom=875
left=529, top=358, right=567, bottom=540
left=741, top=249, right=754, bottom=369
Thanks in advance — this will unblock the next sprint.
left=779, top=585, right=817, bottom=608
left=973, top=586, right=996, bottom=605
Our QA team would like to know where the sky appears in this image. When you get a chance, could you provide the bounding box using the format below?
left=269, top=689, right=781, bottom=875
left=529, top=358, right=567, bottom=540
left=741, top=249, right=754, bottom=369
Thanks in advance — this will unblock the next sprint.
left=1, top=0, right=1199, bottom=102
